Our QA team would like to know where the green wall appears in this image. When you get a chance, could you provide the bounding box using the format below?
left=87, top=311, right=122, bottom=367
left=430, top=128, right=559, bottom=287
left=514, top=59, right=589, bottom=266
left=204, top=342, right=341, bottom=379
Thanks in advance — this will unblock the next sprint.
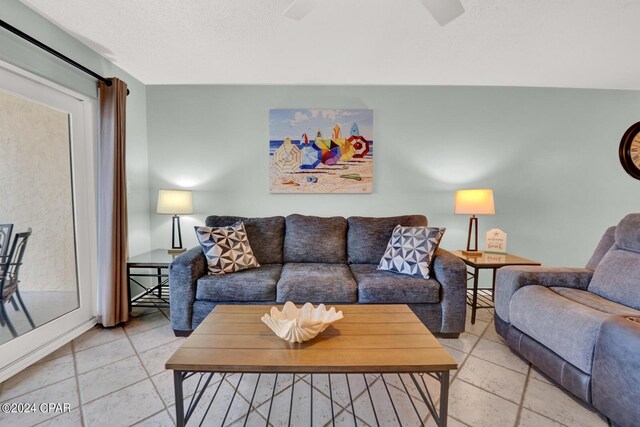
left=3, top=0, right=640, bottom=268
left=146, top=85, right=640, bottom=267
left=0, top=0, right=151, bottom=256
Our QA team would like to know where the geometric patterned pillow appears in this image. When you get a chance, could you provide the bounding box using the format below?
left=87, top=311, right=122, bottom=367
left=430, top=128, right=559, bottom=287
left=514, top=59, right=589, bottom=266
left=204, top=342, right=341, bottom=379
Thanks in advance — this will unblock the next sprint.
left=194, top=222, right=260, bottom=275
left=377, top=225, right=446, bottom=279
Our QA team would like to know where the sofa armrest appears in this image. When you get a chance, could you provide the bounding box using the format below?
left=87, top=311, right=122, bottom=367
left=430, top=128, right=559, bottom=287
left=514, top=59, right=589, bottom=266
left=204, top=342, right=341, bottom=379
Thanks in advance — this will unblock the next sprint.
left=495, top=266, right=594, bottom=323
left=432, top=248, right=467, bottom=333
left=169, top=246, right=207, bottom=332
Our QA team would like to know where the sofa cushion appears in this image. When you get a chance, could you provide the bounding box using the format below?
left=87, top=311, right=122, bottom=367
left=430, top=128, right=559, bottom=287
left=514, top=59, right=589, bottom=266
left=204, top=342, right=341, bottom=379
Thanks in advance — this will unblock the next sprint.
left=585, top=226, right=616, bottom=270
left=350, top=264, right=440, bottom=304
left=510, top=285, right=612, bottom=373
left=551, top=287, right=640, bottom=317
left=283, top=214, right=347, bottom=264
left=277, top=263, right=357, bottom=303
left=587, top=213, right=640, bottom=311
left=196, top=264, right=281, bottom=302
left=347, top=215, right=427, bottom=264
left=614, top=213, right=640, bottom=253
left=377, top=226, right=445, bottom=279
left=206, top=216, right=285, bottom=264
left=195, top=223, right=260, bottom=275
left=588, top=247, right=640, bottom=311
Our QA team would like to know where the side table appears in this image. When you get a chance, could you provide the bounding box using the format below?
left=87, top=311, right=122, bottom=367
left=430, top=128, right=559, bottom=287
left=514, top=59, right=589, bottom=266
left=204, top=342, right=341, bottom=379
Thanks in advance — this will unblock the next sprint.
left=128, top=249, right=179, bottom=309
left=451, top=251, right=540, bottom=324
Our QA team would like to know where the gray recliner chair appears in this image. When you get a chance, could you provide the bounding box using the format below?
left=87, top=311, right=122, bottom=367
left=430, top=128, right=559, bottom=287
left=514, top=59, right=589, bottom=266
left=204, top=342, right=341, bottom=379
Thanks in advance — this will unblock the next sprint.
left=494, top=213, right=640, bottom=427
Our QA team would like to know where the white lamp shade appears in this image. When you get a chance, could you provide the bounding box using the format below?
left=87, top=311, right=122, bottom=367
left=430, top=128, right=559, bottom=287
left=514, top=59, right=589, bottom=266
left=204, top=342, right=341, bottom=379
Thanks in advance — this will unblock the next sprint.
left=156, top=190, right=193, bottom=215
left=454, top=189, right=495, bottom=215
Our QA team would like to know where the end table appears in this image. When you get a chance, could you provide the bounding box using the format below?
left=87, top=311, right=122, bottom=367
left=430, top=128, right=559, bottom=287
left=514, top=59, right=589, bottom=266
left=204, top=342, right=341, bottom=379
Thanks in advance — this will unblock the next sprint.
left=452, top=251, right=540, bottom=324
left=127, top=249, right=179, bottom=309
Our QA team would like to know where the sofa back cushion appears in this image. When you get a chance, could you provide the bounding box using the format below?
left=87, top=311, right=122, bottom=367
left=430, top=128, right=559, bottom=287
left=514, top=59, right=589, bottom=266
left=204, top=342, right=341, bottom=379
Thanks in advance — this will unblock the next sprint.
left=283, top=214, right=347, bottom=263
left=347, top=215, right=427, bottom=264
left=588, top=214, right=640, bottom=310
left=614, top=213, right=640, bottom=252
left=205, top=216, right=285, bottom=264
left=585, top=226, right=616, bottom=270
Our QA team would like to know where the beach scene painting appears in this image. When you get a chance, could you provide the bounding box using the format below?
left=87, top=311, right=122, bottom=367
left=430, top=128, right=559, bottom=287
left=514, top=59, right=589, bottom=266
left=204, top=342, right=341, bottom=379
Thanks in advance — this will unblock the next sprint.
left=270, top=109, right=373, bottom=193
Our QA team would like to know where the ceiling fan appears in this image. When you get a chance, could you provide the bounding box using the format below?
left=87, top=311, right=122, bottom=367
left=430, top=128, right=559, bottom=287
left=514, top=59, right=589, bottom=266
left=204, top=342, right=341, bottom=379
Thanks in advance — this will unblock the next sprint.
left=283, top=0, right=465, bottom=26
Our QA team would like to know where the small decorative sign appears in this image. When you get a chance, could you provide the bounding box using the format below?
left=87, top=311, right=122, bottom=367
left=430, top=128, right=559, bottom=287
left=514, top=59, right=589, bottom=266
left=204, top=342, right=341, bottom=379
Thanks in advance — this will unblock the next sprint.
left=485, top=253, right=507, bottom=264
left=485, top=228, right=507, bottom=254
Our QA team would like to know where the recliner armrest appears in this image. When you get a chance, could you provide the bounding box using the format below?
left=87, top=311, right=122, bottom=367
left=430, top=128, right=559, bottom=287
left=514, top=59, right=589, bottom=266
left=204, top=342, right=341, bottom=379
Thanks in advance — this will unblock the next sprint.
left=431, top=248, right=467, bottom=333
left=495, top=266, right=593, bottom=323
left=169, top=246, right=208, bottom=332
left=592, top=316, right=640, bottom=427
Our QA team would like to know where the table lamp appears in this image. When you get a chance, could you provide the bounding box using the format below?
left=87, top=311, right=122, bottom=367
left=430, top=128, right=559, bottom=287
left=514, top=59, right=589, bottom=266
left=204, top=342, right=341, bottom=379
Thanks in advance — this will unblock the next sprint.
left=454, top=189, right=495, bottom=256
left=157, top=189, right=193, bottom=254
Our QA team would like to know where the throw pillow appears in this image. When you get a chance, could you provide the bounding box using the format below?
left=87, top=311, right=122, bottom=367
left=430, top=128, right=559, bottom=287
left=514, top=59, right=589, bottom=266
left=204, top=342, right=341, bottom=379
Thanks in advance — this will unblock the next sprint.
left=377, top=225, right=446, bottom=279
left=195, top=222, right=260, bottom=275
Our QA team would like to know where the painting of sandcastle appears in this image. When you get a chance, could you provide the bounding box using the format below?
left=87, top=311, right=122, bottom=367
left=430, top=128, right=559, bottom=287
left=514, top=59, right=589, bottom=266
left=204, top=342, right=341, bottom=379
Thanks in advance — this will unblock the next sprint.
left=270, top=109, right=373, bottom=193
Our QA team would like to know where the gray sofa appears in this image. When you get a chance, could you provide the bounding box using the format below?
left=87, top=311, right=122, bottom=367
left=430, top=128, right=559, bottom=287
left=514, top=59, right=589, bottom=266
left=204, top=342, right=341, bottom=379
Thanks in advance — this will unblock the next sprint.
left=169, top=214, right=467, bottom=337
left=494, top=213, right=640, bottom=427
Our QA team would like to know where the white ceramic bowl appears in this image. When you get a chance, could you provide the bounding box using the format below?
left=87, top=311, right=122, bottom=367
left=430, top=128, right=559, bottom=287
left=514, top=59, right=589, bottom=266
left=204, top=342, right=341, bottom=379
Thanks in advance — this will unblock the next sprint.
left=261, top=301, right=344, bottom=343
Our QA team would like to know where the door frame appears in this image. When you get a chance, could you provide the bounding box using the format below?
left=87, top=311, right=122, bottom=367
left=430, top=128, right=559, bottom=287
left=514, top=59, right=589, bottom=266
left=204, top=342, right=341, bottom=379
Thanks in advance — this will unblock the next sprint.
left=0, top=60, right=98, bottom=381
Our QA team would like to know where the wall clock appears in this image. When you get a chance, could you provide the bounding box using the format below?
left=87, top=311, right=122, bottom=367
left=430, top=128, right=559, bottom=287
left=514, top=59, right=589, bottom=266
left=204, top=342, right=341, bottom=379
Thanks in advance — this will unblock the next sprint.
left=619, top=122, right=640, bottom=180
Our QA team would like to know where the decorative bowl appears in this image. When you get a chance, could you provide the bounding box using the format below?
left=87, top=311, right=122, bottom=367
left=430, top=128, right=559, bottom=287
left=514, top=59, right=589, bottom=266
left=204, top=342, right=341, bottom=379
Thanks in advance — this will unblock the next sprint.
left=261, top=301, right=344, bottom=343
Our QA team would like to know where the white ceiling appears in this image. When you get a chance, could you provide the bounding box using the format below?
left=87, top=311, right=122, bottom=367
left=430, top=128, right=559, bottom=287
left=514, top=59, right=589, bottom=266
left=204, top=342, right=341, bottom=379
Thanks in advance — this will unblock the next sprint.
left=19, top=0, right=640, bottom=89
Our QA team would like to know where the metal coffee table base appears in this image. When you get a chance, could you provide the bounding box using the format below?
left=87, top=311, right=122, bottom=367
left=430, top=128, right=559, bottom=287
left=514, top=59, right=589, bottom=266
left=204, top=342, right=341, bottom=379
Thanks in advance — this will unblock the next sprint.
left=173, top=370, right=450, bottom=427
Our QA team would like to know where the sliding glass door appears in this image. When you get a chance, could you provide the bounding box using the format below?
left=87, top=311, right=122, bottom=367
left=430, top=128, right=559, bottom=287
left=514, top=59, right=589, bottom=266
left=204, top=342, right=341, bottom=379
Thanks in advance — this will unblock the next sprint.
left=0, top=61, right=97, bottom=381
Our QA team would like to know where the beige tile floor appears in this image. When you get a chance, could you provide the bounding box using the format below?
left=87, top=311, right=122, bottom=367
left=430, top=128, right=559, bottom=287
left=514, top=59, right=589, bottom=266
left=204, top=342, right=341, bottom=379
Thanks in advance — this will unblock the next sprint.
left=0, top=306, right=610, bottom=427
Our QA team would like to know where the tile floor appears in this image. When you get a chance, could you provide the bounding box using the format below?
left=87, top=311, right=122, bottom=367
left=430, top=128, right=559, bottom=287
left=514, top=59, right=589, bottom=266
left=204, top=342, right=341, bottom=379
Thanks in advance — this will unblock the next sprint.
left=0, top=307, right=610, bottom=427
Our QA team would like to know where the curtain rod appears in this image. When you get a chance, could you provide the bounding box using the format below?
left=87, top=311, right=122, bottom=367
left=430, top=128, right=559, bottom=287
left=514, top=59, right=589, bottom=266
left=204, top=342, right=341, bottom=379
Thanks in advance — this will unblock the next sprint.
left=0, top=19, right=130, bottom=95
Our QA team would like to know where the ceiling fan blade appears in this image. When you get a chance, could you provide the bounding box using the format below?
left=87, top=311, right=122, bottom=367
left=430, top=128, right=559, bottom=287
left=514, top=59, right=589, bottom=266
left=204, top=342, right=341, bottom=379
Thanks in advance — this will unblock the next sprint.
left=419, top=0, right=465, bottom=26
left=283, top=0, right=319, bottom=20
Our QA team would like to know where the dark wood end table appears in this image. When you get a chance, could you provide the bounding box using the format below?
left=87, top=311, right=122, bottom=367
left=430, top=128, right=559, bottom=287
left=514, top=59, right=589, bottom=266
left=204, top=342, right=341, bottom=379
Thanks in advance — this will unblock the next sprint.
left=451, top=251, right=541, bottom=324
left=127, top=249, right=179, bottom=308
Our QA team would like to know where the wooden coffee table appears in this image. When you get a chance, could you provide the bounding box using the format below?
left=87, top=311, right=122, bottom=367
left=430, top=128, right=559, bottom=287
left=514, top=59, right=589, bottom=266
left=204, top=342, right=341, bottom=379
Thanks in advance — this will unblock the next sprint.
left=166, top=304, right=457, bottom=426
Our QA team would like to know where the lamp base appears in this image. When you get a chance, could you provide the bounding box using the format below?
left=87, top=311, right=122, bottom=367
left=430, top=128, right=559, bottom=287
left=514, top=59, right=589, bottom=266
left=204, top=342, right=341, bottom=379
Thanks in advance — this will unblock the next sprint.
left=464, top=215, right=482, bottom=257
left=462, top=250, right=483, bottom=257
left=168, top=215, right=185, bottom=255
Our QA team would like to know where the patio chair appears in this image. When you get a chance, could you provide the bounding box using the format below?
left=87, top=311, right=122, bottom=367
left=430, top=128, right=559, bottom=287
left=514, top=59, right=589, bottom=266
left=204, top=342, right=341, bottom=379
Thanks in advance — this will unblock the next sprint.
left=0, top=229, right=35, bottom=337
left=0, top=224, right=12, bottom=263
